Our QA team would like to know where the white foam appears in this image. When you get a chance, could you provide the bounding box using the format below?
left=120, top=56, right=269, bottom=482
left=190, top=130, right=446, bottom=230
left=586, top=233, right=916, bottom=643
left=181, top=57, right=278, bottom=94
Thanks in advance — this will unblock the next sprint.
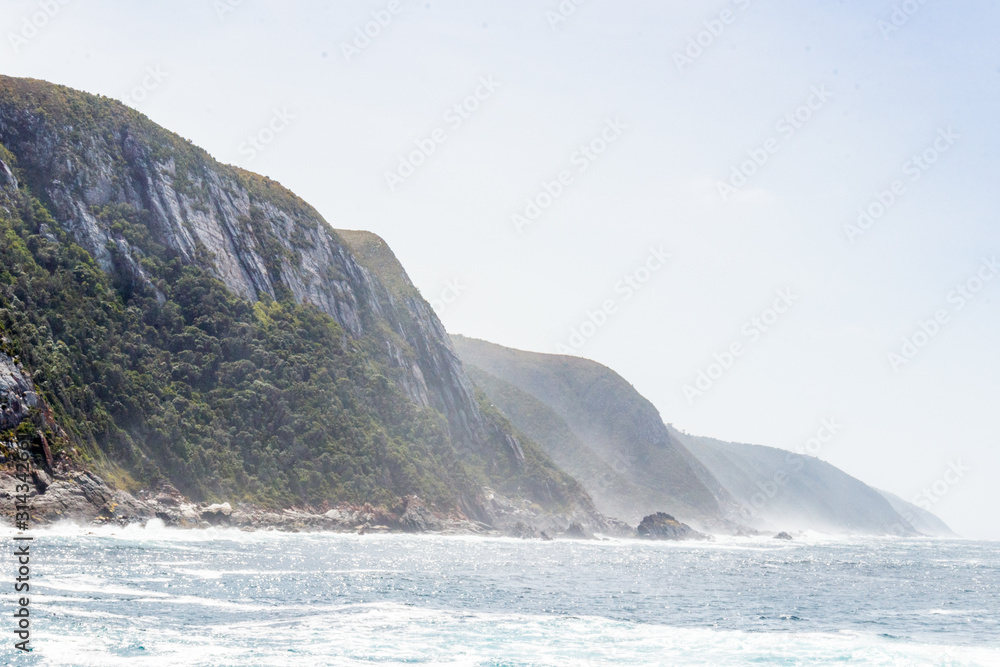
left=37, top=576, right=170, bottom=598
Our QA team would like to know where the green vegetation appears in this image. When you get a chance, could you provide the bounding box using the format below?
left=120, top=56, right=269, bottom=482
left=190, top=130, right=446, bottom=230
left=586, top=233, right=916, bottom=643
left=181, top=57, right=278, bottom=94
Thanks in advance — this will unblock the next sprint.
left=0, top=74, right=589, bottom=518
left=0, top=184, right=493, bottom=507
left=336, top=229, right=423, bottom=302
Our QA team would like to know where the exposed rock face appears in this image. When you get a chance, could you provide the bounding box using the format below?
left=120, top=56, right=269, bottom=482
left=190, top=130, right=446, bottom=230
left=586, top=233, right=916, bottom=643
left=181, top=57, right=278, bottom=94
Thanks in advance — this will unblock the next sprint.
left=334, top=231, right=503, bottom=466
left=0, top=351, right=37, bottom=432
left=0, top=75, right=606, bottom=532
left=397, top=496, right=444, bottom=533
left=0, top=76, right=492, bottom=466
left=636, top=512, right=705, bottom=541
left=200, top=503, right=234, bottom=525
left=9, top=471, right=113, bottom=524
left=0, top=157, right=17, bottom=190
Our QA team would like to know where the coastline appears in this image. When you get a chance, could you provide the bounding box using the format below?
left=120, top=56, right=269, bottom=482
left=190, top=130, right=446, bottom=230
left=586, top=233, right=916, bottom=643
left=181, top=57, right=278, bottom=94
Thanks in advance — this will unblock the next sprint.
left=0, top=468, right=638, bottom=540
left=3, top=467, right=952, bottom=542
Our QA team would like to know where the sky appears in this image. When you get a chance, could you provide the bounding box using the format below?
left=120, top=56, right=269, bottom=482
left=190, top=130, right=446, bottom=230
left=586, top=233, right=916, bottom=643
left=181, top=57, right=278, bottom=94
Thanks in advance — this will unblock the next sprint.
left=2, top=0, right=998, bottom=539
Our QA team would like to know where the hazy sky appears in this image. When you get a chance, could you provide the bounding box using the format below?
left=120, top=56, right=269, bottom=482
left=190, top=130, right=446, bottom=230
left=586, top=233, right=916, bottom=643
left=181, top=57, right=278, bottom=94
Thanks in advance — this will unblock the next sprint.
left=2, top=0, right=998, bottom=539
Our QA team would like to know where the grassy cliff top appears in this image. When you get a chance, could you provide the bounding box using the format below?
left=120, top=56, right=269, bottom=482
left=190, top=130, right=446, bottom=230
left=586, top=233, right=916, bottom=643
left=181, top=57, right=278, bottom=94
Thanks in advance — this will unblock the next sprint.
left=336, top=229, right=421, bottom=302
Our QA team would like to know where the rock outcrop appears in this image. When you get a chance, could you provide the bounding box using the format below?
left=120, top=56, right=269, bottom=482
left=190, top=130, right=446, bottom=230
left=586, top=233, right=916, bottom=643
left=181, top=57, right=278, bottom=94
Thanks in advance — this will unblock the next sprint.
left=0, top=351, right=37, bottom=433
left=636, top=513, right=705, bottom=541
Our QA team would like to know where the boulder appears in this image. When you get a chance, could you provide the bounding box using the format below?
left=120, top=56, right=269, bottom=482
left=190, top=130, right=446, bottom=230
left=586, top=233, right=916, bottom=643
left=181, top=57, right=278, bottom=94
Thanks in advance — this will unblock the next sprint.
left=154, top=483, right=185, bottom=506
left=24, top=472, right=113, bottom=523
left=636, top=512, right=704, bottom=541
left=774, top=531, right=793, bottom=540
left=31, top=469, right=52, bottom=493
left=200, top=502, right=233, bottom=525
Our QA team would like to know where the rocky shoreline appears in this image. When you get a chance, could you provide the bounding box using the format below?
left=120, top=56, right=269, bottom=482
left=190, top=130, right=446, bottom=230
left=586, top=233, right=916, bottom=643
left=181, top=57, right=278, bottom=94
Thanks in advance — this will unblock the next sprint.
left=1, top=467, right=705, bottom=540
left=0, top=465, right=714, bottom=541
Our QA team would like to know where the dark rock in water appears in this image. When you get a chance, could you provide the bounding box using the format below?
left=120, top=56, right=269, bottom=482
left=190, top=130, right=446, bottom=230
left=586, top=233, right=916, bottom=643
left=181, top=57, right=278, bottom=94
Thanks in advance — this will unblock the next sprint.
left=539, top=531, right=554, bottom=541
left=774, top=531, right=793, bottom=540
left=636, top=512, right=703, bottom=540
left=563, top=523, right=591, bottom=540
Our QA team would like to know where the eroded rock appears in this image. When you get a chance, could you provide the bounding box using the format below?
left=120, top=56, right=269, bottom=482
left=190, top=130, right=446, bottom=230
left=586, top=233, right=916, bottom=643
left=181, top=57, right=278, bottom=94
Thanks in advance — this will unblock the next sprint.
left=636, top=512, right=705, bottom=541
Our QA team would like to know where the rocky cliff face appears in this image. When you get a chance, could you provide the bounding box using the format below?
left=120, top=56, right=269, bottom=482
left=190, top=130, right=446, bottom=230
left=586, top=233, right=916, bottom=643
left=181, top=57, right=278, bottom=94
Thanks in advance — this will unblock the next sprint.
left=0, top=75, right=488, bottom=459
left=334, top=231, right=504, bottom=463
left=0, top=75, right=600, bottom=530
left=0, top=350, right=36, bottom=432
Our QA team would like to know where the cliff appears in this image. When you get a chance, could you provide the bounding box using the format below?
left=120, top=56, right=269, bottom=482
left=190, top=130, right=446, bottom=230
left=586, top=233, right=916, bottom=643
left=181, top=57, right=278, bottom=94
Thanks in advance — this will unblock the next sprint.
left=451, top=335, right=742, bottom=528
left=452, top=335, right=951, bottom=536
left=675, top=432, right=930, bottom=536
left=0, top=75, right=603, bottom=533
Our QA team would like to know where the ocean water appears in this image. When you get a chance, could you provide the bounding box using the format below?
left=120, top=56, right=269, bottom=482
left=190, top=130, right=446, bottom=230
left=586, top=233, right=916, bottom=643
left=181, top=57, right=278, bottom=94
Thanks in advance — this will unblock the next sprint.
left=4, top=524, right=999, bottom=666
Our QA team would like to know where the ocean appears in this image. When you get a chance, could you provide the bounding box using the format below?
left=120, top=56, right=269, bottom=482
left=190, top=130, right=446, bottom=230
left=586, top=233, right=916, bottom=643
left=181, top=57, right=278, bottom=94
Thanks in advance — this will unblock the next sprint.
left=4, top=524, right=999, bottom=666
